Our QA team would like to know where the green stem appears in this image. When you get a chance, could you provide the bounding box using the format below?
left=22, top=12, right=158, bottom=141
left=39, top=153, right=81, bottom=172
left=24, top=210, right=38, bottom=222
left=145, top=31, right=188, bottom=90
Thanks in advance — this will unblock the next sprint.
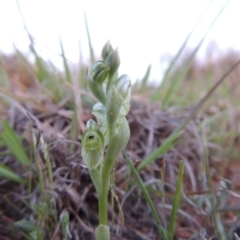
left=98, top=118, right=130, bottom=225
left=98, top=156, right=114, bottom=225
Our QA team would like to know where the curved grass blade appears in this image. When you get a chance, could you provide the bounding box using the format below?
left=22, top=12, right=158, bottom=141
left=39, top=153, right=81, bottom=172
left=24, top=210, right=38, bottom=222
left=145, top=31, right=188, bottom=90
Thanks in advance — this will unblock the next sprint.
left=168, top=161, right=184, bottom=240
left=124, top=152, right=167, bottom=240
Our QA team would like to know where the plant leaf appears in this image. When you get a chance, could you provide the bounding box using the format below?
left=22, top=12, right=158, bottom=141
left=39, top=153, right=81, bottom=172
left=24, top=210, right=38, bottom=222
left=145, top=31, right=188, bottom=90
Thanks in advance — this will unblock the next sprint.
left=0, top=163, right=24, bottom=183
left=1, top=120, right=30, bottom=165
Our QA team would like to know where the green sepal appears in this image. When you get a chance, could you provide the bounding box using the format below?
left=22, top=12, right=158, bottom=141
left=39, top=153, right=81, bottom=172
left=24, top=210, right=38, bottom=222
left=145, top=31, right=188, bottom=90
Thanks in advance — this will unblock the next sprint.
left=106, top=86, right=121, bottom=136
left=115, top=74, right=131, bottom=116
left=120, top=102, right=130, bottom=117
left=95, top=224, right=110, bottom=240
left=89, top=166, right=102, bottom=196
left=105, top=117, right=130, bottom=161
left=92, top=102, right=106, bottom=125
left=115, top=74, right=131, bottom=102
left=81, top=120, right=104, bottom=170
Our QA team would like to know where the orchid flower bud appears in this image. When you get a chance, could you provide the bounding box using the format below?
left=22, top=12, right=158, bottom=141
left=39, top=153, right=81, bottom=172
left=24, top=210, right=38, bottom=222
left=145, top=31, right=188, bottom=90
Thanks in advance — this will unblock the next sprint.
left=105, top=48, right=120, bottom=82
left=101, top=41, right=113, bottom=61
left=88, top=61, right=109, bottom=104
left=92, top=102, right=109, bottom=146
left=81, top=120, right=104, bottom=170
left=91, top=61, right=109, bottom=84
left=88, top=70, right=106, bottom=105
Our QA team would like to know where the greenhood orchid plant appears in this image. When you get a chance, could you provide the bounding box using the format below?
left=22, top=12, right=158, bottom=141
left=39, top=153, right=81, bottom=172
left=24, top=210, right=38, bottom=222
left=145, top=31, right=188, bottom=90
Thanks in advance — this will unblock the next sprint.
left=81, top=41, right=131, bottom=240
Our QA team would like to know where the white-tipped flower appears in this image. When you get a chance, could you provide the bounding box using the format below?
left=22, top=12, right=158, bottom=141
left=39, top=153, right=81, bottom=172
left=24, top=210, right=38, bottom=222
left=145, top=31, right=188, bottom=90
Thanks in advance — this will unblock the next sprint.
left=81, top=120, right=104, bottom=170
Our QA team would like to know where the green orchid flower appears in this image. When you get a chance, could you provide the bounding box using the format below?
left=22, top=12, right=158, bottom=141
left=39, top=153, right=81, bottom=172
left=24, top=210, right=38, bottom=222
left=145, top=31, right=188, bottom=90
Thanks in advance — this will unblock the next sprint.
left=81, top=120, right=104, bottom=170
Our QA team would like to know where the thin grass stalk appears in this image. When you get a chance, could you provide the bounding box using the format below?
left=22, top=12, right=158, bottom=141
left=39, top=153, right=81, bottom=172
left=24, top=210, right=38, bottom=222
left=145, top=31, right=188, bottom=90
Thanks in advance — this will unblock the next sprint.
left=168, top=161, right=184, bottom=240
left=59, top=38, right=72, bottom=83
left=44, top=146, right=57, bottom=222
left=202, top=125, right=227, bottom=240
left=124, top=152, right=167, bottom=240
left=140, top=64, right=151, bottom=90
left=160, top=159, right=167, bottom=229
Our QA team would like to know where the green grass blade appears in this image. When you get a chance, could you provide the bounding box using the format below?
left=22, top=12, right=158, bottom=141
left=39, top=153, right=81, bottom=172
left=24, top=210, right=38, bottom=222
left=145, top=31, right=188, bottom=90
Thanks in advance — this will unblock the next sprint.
left=137, top=130, right=181, bottom=171
left=14, top=219, right=38, bottom=233
left=138, top=59, right=240, bottom=171
left=140, top=64, right=151, bottom=89
left=1, top=120, right=30, bottom=165
left=84, top=12, right=95, bottom=64
left=0, top=162, right=25, bottom=183
left=69, top=103, right=78, bottom=151
left=168, top=161, right=184, bottom=240
left=124, top=152, right=167, bottom=240
left=59, top=37, right=72, bottom=82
